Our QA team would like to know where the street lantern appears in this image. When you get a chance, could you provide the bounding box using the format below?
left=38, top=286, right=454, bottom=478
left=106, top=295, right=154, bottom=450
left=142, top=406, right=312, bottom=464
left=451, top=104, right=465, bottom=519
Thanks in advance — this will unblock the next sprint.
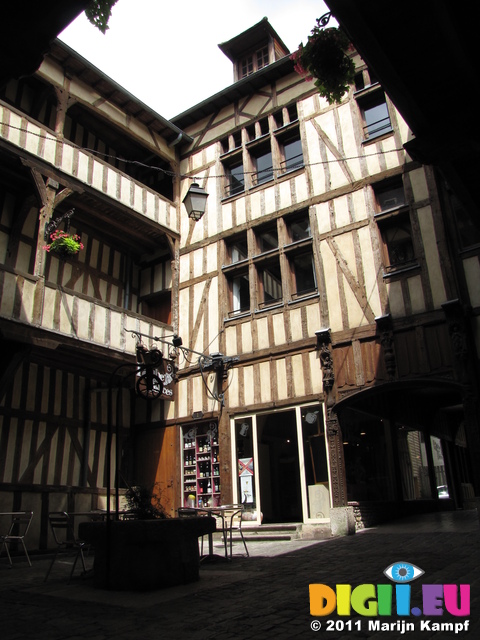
left=183, top=182, right=209, bottom=221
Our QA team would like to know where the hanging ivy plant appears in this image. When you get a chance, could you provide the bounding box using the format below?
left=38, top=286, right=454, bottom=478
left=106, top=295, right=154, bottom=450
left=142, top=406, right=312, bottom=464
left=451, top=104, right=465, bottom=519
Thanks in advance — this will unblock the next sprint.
left=291, top=21, right=355, bottom=105
left=85, top=0, right=119, bottom=34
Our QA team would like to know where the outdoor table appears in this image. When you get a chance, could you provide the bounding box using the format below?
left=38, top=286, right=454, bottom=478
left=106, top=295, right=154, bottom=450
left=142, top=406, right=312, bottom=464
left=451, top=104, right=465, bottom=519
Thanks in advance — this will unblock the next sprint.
left=189, top=505, right=243, bottom=561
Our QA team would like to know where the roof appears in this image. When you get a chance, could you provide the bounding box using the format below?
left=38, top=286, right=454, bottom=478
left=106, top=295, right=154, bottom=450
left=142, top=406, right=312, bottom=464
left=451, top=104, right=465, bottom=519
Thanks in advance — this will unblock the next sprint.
left=0, top=1, right=90, bottom=87
left=172, top=54, right=295, bottom=129
left=218, top=17, right=290, bottom=62
left=48, top=40, right=192, bottom=147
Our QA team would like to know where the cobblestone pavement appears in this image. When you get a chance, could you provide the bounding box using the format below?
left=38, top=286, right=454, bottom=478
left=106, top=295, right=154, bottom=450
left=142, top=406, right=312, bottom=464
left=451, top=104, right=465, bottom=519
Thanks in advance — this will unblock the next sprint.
left=1, top=510, right=478, bottom=640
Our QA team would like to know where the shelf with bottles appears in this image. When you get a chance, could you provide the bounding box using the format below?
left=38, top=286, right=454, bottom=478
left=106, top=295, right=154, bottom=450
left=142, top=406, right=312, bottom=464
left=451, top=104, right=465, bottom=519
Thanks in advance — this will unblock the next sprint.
left=182, top=422, right=221, bottom=508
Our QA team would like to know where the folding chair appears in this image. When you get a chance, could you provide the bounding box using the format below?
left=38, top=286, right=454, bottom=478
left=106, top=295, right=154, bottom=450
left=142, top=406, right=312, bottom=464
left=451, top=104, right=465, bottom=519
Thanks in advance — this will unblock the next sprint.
left=0, top=511, right=33, bottom=566
left=220, top=505, right=249, bottom=559
left=44, top=512, right=90, bottom=582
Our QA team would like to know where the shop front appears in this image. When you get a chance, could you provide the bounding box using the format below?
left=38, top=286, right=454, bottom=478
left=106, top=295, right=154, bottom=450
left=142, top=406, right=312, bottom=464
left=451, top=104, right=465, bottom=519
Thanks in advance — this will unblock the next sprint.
left=230, top=404, right=331, bottom=525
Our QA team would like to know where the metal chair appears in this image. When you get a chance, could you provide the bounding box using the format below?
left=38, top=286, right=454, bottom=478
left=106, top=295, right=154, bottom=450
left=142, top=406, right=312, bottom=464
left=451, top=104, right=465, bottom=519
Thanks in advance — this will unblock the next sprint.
left=44, top=512, right=90, bottom=582
left=0, top=511, right=33, bottom=566
left=178, top=507, right=210, bottom=556
left=220, top=504, right=249, bottom=559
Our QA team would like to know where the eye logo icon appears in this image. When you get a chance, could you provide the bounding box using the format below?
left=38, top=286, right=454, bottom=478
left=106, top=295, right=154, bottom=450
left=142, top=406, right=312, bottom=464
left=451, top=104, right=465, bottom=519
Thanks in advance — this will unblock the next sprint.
left=384, top=561, right=424, bottom=583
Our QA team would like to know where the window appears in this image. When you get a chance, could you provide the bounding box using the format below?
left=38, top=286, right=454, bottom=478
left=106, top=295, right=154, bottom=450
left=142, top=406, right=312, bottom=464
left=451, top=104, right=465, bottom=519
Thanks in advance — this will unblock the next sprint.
left=255, top=224, right=278, bottom=254
left=239, top=46, right=270, bottom=78
left=251, top=145, right=273, bottom=186
left=278, top=132, right=304, bottom=174
left=258, top=259, right=283, bottom=308
left=222, top=209, right=317, bottom=318
left=225, top=159, right=245, bottom=197
left=358, top=91, right=392, bottom=140
left=290, top=253, right=317, bottom=298
left=373, top=179, right=415, bottom=272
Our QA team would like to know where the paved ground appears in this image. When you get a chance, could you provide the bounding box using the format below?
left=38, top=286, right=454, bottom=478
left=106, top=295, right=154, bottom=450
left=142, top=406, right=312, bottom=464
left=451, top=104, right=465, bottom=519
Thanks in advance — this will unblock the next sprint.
left=1, top=510, right=478, bottom=640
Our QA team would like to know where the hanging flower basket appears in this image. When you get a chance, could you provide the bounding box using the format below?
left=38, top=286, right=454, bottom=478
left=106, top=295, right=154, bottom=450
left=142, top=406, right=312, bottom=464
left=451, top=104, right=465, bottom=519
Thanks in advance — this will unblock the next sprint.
left=291, top=23, right=355, bottom=105
left=43, top=229, right=84, bottom=257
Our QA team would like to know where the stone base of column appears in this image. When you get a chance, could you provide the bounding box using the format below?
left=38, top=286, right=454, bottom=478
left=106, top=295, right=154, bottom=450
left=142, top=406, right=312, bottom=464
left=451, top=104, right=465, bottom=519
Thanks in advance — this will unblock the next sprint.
left=330, top=506, right=356, bottom=536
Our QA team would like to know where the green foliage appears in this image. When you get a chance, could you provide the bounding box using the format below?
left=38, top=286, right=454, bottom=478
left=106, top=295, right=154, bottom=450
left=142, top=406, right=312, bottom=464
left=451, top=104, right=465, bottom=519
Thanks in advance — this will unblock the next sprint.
left=85, top=0, right=119, bottom=34
left=124, top=484, right=169, bottom=520
left=291, top=24, right=355, bottom=105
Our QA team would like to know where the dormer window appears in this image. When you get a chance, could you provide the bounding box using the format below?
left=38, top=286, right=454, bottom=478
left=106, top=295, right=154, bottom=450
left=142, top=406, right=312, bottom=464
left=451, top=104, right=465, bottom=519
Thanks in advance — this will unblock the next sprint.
left=240, top=46, right=270, bottom=78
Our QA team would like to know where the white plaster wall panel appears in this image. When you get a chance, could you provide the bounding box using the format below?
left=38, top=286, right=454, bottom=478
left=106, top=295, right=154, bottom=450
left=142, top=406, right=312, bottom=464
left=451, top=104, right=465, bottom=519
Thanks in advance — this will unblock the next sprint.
left=386, top=280, right=406, bottom=317
left=264, top=184, right=276, bottom=215
left=226, top=367, right=239, bottom=408
left=206, top=243, right=217, bottom=274
left=259, top=361, right=272, bottom=404
left=208, top=278, right=219, bottom=353
left=92, top=160, right=104, bottom=191
left=190, top=151, right=205, bottom=172
left=358, top=225, right=382, bottom=317
left=383, top=137, right=404, bottom=171
left=407, top=275, right=426, bottom=314
left=25, top=122, right=41, bottom=155
left=19, top=279, right=35, bottom=323
left=291, top=353, right=306, bottom=397
left=192, top=375, right=204, bottom=412
left=93, top=304, right=107, bottom=345
left=294, top=172, right=309, bottom=203
left=60, top=142, right=74, bottom=175
left=15, top=242, right=31, bottom=273
left=410, top=168, right=429, bottom=202
left=334, top=196, right=350, bottom=228
left=132, top=183, right=144, bottom=215
left=106, top=167, right=117, bottom=200
left=178, top=289, right=189, bottom=345
left=76, top=299, right=90, bottom=340
left=235, top=198, right=247, bottom=226
left=352, top=188, right=368, bottom=222
left=242, top=364, right=255, bottom=407
left=272, top=312, right=286, bottom=347
left=306, top=303, right=321, bottom=338
left=33, top=424, right=46, bottom=485
left=241, top=321, right=253, bottom=354
left=76, top=151, right=89, bottom=184
left=463, top=256, right=480, bottom=307
left=278, top=179, right=293, bottom=210
left=99, top=280, right=108, bottom=302
left=225, top=325, right=237, bottom=359
left=301, top=95, right=317, bottom=119
left=309, top=351, right=322, bottom=394
left=222, top=202, right=233, bottom=233
left=316, top=202, right=332, bottom=235
left=145, top=191, right=156, bottom=223
left=119, top=175, right=131, bottom=208
left=364, top=148, right=383, bottom=176
left=109, top=310, right=122, bottom=349
left=179, top=255, right=190, bottom=284
left=256, top=316, right=270, bottom=350
left=417, top=205, right=446, bottom=308
left=276, top=358, right=288, bottom=401
left=3, top=417, right=16, bottom=480
left=250, top=191, right=262, bottom=221
left=321, top=239, right=343, bottom=332
left=193, top=249, right=204, bottom=279
left=0, top=231, right=7, bottom=263
left=7, top=112, right=22, bottom=146
left=41, top=287, right=55, bottom=330
left=290, top=308, right=303, bottom=342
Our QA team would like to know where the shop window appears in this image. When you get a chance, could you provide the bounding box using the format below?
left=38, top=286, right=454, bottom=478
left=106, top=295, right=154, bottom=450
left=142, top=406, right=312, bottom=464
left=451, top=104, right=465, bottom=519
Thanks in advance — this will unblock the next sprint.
left=227, top=233, right=248, bottom=263
left=357, top=90, right=392, bottom=140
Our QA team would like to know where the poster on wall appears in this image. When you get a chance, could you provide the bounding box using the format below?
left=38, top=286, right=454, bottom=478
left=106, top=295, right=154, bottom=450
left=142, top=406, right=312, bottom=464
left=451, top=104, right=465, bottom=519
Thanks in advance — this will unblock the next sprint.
left=239, top=457, right=254, bottom=504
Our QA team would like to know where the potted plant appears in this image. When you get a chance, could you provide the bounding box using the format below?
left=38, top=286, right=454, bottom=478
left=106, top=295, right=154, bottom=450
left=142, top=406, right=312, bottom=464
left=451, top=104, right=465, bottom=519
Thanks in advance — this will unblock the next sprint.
left=291, top=20, right=355, bottom=105
left=43, top=229, right=84, bottom=257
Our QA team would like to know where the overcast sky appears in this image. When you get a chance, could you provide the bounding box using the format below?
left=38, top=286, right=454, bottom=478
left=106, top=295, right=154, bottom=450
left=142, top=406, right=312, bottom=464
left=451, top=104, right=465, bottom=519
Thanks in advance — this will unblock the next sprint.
left=59, top=0, right=334, bottom=120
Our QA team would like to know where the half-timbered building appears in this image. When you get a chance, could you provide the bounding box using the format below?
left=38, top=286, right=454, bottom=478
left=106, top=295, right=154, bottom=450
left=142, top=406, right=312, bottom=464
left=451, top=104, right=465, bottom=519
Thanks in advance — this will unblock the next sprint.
left=1, top=15, right=479, bottom=553
left=171, top=18, right=480, bottom=534
left=0, top=40, right=187, bottom=550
